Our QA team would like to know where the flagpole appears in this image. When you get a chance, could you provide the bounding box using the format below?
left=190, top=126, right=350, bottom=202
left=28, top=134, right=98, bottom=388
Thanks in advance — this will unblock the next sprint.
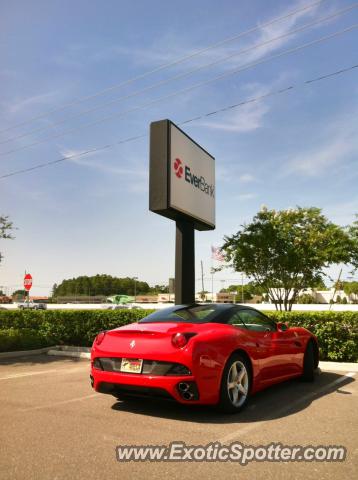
left=211, top=259, right=214, bottom=303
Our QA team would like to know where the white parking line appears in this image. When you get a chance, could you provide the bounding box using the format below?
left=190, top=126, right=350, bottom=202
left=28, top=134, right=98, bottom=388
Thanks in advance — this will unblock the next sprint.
left=0, top=369, right=60, bottom=380
left=20, top=393, right=100, bottom=412
left=0, top=366, right=88, bottom=380
left=219, top=372, right=356, bottom=444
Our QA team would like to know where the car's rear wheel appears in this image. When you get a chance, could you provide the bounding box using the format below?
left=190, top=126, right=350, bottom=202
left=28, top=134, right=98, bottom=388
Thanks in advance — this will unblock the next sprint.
left=218, top=354, right=251, bottom=413
left=301, top=340, right=315, bottom=382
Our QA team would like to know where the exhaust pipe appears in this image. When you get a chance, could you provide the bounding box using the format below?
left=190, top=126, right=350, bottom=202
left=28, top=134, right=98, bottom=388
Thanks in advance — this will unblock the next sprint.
left=183, top=391, right=194, bottom=400
left=177, top=381, right=199, bottom=401
left=178, top=382, right=190, bottom=392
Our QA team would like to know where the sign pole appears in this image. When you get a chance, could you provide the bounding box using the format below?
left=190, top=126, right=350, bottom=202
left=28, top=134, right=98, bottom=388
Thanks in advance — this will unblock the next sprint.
left=175, top=220, right=195, bottom=304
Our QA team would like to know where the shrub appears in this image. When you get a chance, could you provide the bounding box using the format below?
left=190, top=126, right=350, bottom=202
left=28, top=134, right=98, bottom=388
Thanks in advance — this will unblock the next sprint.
left=297, top=294, right=315, bottom=304
left=0, top=309, right=154, bottom=349
left=0, top=328, right=51, bottom=352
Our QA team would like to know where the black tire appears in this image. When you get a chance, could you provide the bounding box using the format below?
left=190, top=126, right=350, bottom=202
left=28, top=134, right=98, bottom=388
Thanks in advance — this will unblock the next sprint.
left=301, top=341, right=315, bottom=382
left=218, top=353, right=251, bottom=414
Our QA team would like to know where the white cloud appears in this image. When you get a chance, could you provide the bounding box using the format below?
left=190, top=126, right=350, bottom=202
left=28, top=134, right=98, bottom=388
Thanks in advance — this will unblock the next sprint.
left=60, top=148, right=146, bottom=181
left=323, top=200, right=358, bottom=226
left=8, top=91, right=62, bottom=114
left=77, top=0, right=328, bottom=79
left=285, top=137, right=354, bottom=176
left=200, top=98, right=270, bottom=133
left=236, top=192, right=258, bottom=200
left=196, top=79, right=279, bottom=133
left=239, top=0, right=325, bottom=64
left=239, top=173, right=256, bottom=183
left=283, top=109, right=358, bottom=177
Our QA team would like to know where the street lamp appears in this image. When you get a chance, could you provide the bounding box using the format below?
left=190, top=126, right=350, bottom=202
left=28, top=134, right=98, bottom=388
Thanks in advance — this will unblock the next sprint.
left=133, top=277, right=138, bottom=303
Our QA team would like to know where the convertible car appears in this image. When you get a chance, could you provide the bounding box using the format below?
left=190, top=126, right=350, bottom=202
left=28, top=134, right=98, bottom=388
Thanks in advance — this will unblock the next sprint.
left=90, top=304, right=319, bottom=413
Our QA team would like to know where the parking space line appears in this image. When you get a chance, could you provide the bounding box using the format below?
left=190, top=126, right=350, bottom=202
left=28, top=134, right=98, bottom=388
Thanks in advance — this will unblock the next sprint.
left=0, top=366, right=88, bottom=380
left=0, top=369, right=60, bottom=380
left=219, top=371, right=356, bottom=444
left=20, top=393, right=101, bottom=412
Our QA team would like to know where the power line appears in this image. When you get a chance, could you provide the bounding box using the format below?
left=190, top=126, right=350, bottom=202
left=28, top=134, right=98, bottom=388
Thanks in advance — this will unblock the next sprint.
left=1, top=3, right=355, bottom=147
left=1, top=62, right=356, bottom=180
left=0, top=0, right=328, bottom=136
left=1, top=23, right=357, bottom=158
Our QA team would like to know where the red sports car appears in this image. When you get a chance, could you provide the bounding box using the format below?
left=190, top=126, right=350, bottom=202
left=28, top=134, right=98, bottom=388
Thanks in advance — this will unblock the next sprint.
left=90, top=304, right=319, bottom=413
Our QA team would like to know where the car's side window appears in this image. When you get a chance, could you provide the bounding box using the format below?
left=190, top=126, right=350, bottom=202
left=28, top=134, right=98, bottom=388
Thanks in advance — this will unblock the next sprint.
left=238, top=310, right=276, bottom=332
left=226, top=310, right=247, bottom=329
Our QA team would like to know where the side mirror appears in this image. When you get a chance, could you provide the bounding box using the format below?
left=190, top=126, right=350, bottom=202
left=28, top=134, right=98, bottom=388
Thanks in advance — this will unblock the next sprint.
left=277, top=322, right=289, bottom=332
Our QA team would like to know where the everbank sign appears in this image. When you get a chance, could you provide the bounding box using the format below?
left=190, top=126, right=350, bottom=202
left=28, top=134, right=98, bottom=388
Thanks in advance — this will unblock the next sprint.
left=170, top=123, right=215, bottom=229
left=173, top=158, right=215, bottom=198
left=149, top=119, right=215, bottom=231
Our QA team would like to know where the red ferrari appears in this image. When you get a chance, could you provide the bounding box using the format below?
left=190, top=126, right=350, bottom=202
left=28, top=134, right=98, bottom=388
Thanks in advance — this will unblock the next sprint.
left=90, top=304, right=319, bottom=413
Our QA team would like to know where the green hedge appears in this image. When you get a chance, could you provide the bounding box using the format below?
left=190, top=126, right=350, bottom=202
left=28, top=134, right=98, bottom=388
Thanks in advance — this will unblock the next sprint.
left=0, top=309, right=154, bottom=351
left=0, top=309, right=357, bottom=362
left=0, top=328, right=50, bottom=352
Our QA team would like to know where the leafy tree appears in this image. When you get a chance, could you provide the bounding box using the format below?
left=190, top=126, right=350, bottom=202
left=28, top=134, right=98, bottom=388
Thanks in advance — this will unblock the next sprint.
left=53, top=275, right=151, bottom=297
left=0, top=215, right=15, bottom=264
left=348, top=214, right=358, bottom=269
left=12, top=289, right=27, bottom=301
left=343, top=281, right=358, bottom=303
left=148, top=284, right=168, bottom=294
left=312, top=278, right=328, bottom=290
left=220, top=207, right=354, bottom=311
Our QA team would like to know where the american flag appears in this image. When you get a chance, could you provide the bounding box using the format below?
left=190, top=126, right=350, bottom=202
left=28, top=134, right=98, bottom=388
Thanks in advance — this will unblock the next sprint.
left=211, top=246, right=225, bottom=262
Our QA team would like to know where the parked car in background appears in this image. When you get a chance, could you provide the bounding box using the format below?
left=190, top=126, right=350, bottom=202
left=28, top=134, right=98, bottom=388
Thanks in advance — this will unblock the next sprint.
left=101, top=304, right=143, bottom=310
left=17, top=302, right=47, bottom=310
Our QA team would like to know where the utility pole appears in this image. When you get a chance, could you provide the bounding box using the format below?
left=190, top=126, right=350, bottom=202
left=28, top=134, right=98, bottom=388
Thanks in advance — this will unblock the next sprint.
left=133, top=277, right=138, bottom=303
left=25, top=269, right=29, bottom=307
left=329, top=268, right=342, bottom=310
left=201, top=260, right=205, bottom=301
left=241, top=272, right=244, bottom=303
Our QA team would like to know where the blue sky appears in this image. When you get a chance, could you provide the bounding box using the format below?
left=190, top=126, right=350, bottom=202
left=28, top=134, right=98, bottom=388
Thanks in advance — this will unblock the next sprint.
left=0, top=0, right=358, bottom=295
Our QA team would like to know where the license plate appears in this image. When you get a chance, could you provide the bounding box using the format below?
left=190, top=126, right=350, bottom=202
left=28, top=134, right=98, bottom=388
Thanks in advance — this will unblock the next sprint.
left=120, top=358, right=143, bottom=374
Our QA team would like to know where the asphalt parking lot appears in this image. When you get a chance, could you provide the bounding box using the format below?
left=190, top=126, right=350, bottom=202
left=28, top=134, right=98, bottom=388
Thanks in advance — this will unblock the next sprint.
left=0, top=355, right=357, bottom=480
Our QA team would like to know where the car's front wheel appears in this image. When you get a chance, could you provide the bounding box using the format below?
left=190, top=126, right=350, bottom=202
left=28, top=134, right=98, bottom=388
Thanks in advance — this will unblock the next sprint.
left=218, top=354, right=251, bottom=413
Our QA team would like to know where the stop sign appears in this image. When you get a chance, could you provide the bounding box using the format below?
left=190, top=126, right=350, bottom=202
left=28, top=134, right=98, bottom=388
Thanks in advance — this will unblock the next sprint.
left=24, top=273, right=33, bottom=291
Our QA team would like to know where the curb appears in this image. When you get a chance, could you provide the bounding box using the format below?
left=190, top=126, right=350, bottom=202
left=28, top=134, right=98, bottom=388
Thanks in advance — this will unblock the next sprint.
left=0, top=345, right=91, bottom=360
left=319, top=361, right=358, bottom=372
left=47, top=349, right=90, bottom=359
left=0, top=346, right=57, bottom=359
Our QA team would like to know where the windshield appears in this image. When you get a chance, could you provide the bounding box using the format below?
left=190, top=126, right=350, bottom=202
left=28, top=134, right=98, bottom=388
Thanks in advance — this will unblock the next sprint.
left=139, top=305, right=223, bottom=323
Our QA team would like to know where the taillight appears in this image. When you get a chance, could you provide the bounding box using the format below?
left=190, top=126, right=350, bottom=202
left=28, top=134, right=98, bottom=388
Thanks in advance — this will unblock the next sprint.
left=95, top=331, right=106, bottom=345
left=171, top=332, right=196, bottom=348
